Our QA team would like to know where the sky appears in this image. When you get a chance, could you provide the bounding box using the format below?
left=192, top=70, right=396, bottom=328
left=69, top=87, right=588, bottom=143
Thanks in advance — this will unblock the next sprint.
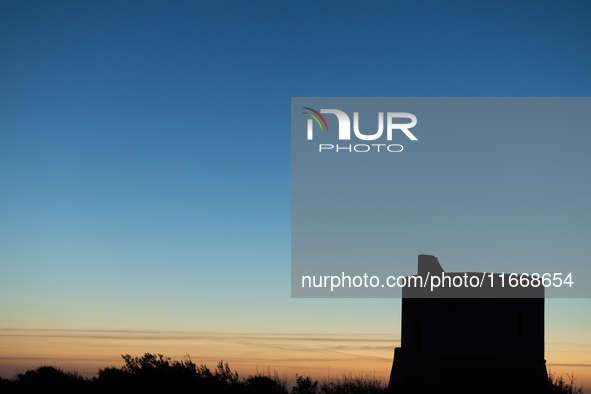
left=0, top=0, right=590, bottom=391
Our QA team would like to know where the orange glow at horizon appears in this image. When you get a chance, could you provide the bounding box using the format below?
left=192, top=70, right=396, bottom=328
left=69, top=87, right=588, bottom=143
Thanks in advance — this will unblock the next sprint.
left=0, top=328, right=398, bottom=381
left=1, top=327, right=590, bottom=393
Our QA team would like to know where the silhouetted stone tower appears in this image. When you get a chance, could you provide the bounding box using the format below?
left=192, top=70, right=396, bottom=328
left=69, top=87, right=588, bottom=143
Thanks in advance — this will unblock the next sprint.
left=388, top=255, right=548, bottom=393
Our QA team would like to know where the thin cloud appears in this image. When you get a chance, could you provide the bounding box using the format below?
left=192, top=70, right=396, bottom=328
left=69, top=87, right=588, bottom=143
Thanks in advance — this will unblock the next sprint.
left=547, top=363, right=591, bottom=368
left=0, top=328, right=398, bottom=365
left=0, top=328, right=398, bottom=344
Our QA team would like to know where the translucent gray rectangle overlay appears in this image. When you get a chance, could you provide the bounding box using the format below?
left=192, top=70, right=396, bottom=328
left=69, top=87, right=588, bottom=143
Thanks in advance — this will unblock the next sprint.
left=291, top=97, right=591, bottom=298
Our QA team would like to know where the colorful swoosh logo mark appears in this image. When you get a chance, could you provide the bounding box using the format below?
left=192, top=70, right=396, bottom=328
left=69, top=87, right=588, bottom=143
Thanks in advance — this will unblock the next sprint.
left=302, top=107, right=328, bottom=131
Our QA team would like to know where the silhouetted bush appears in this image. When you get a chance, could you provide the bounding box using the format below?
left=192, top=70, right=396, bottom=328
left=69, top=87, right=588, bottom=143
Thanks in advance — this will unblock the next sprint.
left=0, top=376, right=14, bottom=394
left=320, top=372, right=387, bottom=394
left=548, top=369, right=584, bottom=394
left=11, top=365, right=91, bottom=394
left=245, top=368, right=289, bottom=394
left=293, top=374, right=319, bottom=394
left=94, top=353, right=242, bottom=393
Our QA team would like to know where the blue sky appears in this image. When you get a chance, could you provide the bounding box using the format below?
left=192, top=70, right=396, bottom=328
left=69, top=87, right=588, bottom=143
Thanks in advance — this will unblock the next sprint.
left=1, top=0, right=590, bottom=385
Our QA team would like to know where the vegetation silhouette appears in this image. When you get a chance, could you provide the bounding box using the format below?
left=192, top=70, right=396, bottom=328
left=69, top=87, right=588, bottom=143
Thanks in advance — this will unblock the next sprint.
left=0, top=352, right=582, bottom=394
left=5, top=365, right=91, bottom=393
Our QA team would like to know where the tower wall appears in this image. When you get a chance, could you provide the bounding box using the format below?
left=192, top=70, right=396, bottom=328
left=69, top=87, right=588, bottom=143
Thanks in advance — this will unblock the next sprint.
left=388, top=256, right=547, bottom=393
